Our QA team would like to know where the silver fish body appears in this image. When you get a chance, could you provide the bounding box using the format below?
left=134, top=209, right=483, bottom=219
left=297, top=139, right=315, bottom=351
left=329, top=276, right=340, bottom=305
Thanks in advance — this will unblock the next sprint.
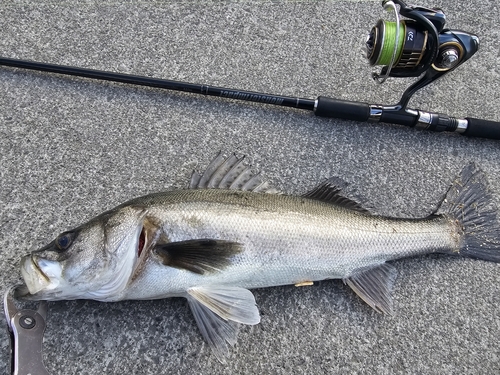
left=16, top=154, right=500, bottom=359
left=121, top=189, right=454, bottom=300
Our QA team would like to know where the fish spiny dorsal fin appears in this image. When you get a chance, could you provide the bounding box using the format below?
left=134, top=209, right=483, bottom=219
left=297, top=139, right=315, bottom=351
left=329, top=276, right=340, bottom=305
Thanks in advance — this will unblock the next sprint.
left=189, top=152, right=280, bottom=194
left=303, top=177, right=370, bottom=213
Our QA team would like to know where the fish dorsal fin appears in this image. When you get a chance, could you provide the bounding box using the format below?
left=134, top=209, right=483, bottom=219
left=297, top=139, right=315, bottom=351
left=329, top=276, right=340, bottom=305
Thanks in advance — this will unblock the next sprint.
left=155, top=239, right=242, bottom=274
left=187, top=286, right=260, bottom=361
left=303, top=177, right=370, bottom=213
left=189, top=152, right=280, bottom=194
left=344, top=263, right=397, bottom=314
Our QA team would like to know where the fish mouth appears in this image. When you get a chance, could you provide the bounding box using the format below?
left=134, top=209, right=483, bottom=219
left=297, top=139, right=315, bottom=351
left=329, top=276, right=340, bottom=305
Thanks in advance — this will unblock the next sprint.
left=31, top=255, right=50, bottom=281
left=20, top=255, right=61, bottom=295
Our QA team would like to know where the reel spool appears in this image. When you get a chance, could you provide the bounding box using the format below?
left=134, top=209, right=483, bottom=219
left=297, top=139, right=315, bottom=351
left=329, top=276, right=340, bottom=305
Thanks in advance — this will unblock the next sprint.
left=366, top=0, right=479, bottom=107
left=367, top=19, right=427, bottom=75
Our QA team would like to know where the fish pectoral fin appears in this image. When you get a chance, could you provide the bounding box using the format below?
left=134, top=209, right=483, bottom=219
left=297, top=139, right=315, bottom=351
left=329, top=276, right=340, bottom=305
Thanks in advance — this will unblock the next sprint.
left=344, top=263, right=397, bottom=315
left=186, top=286, right=260, bottom=361
left=154, top=239, right=242, bottom=274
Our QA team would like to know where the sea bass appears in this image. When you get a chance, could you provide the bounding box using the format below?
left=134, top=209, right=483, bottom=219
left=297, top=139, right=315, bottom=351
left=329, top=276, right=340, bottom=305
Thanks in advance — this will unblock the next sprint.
left=16, top=154, right=500, bottom=359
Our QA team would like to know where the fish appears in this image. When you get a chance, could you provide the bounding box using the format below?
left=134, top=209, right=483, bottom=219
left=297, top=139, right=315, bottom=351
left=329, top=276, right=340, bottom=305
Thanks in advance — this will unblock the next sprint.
left=15, top=153, right=500, bottom=360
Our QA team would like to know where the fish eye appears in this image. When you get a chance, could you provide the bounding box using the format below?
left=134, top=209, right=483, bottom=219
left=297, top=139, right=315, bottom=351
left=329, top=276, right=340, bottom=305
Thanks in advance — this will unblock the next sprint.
left=55, top=232, right=74, bottom=251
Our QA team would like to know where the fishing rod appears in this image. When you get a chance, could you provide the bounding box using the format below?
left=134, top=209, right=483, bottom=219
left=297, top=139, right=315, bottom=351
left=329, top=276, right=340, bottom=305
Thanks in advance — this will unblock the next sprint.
left=1, top=0, right=499, bottom=140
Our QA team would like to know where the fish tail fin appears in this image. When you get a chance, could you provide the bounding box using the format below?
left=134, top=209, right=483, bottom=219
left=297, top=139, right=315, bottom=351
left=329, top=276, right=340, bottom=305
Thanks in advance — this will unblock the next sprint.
left=436, top=163, right=500, bottom=262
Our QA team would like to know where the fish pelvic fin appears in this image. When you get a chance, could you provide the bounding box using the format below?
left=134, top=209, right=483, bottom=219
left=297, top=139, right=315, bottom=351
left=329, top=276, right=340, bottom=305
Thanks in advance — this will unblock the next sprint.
left=436, top=163, right=500, bottom=262
left=345, top=263, right=397, bottom=315
left=189, top=152, right=280, bottom=194
left=186, top=286, right=260, bottom=362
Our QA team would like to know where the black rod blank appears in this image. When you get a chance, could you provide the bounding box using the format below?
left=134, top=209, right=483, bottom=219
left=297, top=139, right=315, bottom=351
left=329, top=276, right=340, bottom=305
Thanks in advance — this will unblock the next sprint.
left=0, top=57, right=316, bottom=111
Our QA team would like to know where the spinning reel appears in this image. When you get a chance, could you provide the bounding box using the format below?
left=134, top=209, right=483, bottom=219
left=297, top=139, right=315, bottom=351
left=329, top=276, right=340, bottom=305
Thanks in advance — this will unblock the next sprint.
left=0, top=0, right=498, bottom=139
left=367, top=0, right=478, bottom=107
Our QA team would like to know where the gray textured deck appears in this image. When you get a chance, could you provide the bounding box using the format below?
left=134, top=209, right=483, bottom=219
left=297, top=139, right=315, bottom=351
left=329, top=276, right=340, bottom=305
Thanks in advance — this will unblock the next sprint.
left=1, top=1, right=499, bottom=374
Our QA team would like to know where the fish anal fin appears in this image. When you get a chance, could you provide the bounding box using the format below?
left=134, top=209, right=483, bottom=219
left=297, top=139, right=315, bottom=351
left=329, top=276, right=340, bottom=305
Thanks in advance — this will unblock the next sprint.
left=186, top=286, right=260, bottom=361
left=303, top=177, right=370, bottom=214
left=155, top=239, right=242, bottom=274
left=344, top=263, right=397, bottom=314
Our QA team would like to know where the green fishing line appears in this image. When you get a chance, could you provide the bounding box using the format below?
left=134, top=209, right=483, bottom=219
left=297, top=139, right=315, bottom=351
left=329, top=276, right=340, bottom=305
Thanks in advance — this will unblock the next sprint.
left=377, top=21, right=405, bottom=65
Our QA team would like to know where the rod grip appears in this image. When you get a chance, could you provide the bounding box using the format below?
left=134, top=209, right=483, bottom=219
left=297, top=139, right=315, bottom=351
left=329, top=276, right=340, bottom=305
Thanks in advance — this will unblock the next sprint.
left=314, top=96, right=370, bottom=122
left=463, top=117, right=500, bottom=140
